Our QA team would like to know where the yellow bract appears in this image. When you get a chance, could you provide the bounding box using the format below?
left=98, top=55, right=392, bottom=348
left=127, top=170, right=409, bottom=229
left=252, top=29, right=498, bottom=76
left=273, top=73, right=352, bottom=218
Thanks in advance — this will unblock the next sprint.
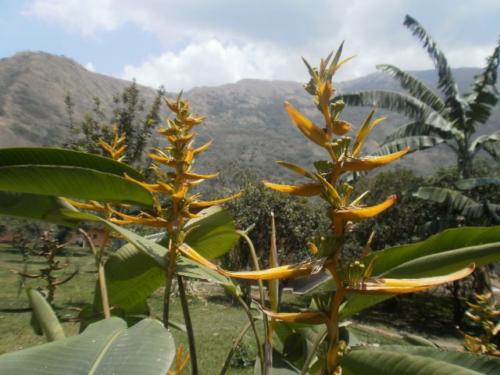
left=347, top=264, right=475, bottom=294
left=333, top=195, right=397, bottom=221
left=284, top=102, right=329, bottom=147
left=262, top=181, right=322, bottom=197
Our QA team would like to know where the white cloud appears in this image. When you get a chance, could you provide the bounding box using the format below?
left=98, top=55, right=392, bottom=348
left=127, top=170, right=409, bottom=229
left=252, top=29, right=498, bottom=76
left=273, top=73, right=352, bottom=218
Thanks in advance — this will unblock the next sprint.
left=122, top=39, right=297, bottom=91
left=84, top=62, right=95, bottom=72
left=25, top=0, right=499, bottom=87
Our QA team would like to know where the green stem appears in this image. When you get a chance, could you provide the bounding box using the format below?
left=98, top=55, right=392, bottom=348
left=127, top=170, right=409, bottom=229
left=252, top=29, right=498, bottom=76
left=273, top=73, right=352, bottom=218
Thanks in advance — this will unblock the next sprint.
left=236, top=295, right=265, bottom=374
left=237, top=230, right=269, bottom=374
left=79, top=229, right=110, bottom=318
left=300, top=330, right=327, bottom=375
left=219, top=321, right=252, bottom=375
left=177, top=275, right=198, bottom=375
left=163, top=239, right=177, bottom=328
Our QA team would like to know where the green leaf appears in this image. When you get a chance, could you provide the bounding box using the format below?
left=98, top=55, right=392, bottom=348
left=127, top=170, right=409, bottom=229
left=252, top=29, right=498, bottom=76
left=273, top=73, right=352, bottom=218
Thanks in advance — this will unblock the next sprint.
left=183, top=205, right=240, bottom=259
left=375, top=136, right=444, bottom=156
left=0, top=147, right=144, bottom=181
left=342, top=346, right=500, bottom=375
left=403, top=15, right=466, bottom=126
left=383, top=121, right=460, bottom=144
left=0, top=318, right=175, bottom=375
left=27, top=289, right=65, bottom=342
left=469, top=130, right=500, bottom=159
left=466, top=41, right=500, bottom=126
left=414, top=187, right=483, bottom=219
left=0, top=191, right=80, bottom=227
left=377, top=64, right=445, bottom=113
left=0, top=166, right=153, bottom=207
left=337, top=91, right=439, bottom=121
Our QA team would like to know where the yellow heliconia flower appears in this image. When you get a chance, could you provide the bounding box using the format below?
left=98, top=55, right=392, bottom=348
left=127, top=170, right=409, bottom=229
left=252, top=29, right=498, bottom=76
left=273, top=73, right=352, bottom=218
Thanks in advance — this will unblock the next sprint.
left=167, top=345, right=190, bottom=375
left=259, top=305, right=327, bottom=325
left=333, top=195, right=397, bottom=221
left=189, top=192, right=243, bottom=209
left=340, top=148, right=410, bottom=172
left=98, top=126, right=127, bottom=161
left=179, top=244, right=325, bottom=280
left=284, top=102, right=329, bottom=148
left=262, top=181, right=322, bottom=197
left=346, top=264, right=475, bottom=294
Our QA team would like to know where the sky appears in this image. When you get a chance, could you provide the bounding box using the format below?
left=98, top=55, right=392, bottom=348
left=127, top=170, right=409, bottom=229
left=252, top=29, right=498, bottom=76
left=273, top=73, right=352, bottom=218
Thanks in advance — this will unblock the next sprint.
left=0, top=0, right=499, bottom=91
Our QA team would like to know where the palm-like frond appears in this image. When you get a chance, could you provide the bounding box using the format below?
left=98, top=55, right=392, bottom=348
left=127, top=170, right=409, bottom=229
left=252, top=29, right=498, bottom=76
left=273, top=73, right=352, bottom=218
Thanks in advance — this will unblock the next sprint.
left=338, top=90, right=440, bottom=121
left=377, top=64, right=445, bottom=113
left=466, top=40, right=500, bottom=127
left=375, top=135, right=444, bottom=156
left=414, top=187, right=484, bottom=219
left=383, top=120, right=461, bottom=144
left=469, top=130, right=500, bottom=159
left=404, top=15, right=467, bottom=127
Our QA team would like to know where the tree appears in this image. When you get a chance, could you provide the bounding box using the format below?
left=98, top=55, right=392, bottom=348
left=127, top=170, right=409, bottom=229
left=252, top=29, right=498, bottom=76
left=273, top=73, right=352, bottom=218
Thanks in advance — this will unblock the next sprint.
left=64, top=81, right=165, bottom=172
left=338, top=15, right=500, bottom=180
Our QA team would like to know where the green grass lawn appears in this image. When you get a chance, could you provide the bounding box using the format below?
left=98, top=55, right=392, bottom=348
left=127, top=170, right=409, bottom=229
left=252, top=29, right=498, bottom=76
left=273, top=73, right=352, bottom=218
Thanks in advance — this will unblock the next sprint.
left=0, top=245, right=463, bottom=374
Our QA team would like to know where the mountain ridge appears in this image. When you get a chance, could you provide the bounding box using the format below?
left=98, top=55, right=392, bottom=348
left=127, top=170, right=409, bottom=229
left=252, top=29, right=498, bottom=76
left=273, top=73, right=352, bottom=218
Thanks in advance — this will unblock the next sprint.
left=0, top=51, right=498, bottom=177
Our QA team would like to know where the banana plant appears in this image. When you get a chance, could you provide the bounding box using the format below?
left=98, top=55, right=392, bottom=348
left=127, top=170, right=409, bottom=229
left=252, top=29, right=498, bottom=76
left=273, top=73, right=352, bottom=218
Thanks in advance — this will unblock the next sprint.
left=336, top=15, right=500, bottom=180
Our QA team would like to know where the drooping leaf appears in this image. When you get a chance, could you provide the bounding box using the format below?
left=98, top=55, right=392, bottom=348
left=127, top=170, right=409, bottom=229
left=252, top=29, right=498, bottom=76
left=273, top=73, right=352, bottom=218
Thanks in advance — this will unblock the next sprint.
left=337, top=91, right=438, bottom=121
left=465, top=41, right=500, bottom=126
left=0, top=166, right=153, bottom=207
left=383, top=120, right=459, bottom=144
left=375, top=135, right=444, bottom=156
left=413, top=187, right=483, bottom=219
left=182, top=205, right=240, bottom=259
left=342, top=345, right=500, bottom=375
left=377, top=64, right=445, bottom=113
left=27, top=289, right=65, bottom=342
left=0, top=318, right=175, bottom=375
left=0, top=147, right=145, bottom=181
left=403, top=15, right=467, bottom=127
left=0, top=191, right=79, bottom=227
left=469, top=130, right=500, bottom=159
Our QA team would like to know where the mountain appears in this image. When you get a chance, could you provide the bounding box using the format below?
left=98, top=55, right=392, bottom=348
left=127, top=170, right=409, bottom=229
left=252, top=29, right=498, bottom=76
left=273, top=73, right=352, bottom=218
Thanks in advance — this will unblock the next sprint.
left=0, top=51, right=498, bottom=179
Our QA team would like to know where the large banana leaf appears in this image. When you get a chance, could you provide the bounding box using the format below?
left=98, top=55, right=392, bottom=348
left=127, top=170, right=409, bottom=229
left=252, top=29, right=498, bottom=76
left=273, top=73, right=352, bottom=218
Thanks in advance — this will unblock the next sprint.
left=0, top=191, right=80, bottom=227
left=0, top=165, right=153, bottom=207
left=470, top=130, right=500, bottom=159
left=466, top=42, right=500, bottom=126
left=337, top=91, right=435, bottom=121
left=27, top=289, right=65, bottom=342
left=375, top=135, right=444, bottom=155
left=0, top=318, right=175, bottom=375
left=342, top=345, right=500, bottom=375
left=383, top=120, right=458, bottom=144
left=413, top=186, right=484, bottom=219
left=376, top=64, right=445, bottom=113
left=0, top=147, right=144, bottom=180
left=403, top=15, right=466, bottom=126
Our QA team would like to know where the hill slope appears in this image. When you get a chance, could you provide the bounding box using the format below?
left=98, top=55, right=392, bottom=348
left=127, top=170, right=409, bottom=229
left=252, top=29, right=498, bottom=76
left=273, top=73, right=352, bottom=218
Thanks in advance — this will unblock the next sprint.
left=0, top=52, right=498, bottom=177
